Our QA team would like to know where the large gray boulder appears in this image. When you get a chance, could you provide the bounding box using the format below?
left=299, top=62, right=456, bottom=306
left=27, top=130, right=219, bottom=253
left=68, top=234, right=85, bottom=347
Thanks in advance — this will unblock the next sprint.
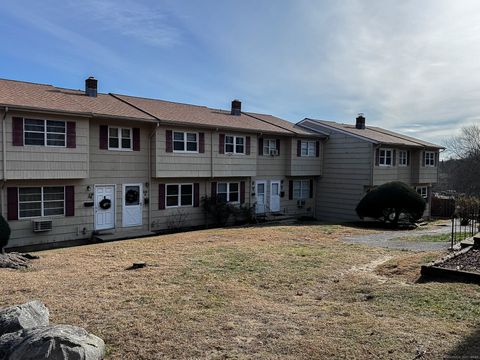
left=0, top=300, right=49, bottom=336
left=0, top=324, right=105, bottom=360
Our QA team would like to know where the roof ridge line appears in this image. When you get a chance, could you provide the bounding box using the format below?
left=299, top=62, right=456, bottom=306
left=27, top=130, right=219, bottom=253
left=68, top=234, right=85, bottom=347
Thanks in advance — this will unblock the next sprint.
left=109, top=93, right=159, bottom=121
left=243, top=112, right=298, bottom=135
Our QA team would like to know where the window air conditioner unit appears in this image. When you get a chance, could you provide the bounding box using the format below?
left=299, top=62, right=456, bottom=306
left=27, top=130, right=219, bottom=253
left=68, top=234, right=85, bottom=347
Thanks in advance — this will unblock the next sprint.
left=32, top=219, right=53, bottom=232
left=269, top=149, right=278, bottom=156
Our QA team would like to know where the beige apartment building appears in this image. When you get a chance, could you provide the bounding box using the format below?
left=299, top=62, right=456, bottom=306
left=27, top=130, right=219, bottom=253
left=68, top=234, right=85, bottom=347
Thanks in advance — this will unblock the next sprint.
left=0, top=77, right=441, bottom=249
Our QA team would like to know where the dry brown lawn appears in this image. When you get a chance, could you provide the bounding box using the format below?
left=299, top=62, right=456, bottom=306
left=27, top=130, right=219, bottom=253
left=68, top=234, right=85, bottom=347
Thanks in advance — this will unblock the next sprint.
left=1, top=223, right=479, bottom=359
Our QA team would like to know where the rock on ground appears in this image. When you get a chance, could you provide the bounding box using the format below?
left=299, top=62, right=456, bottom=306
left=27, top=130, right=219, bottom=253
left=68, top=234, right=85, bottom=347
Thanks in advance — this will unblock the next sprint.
left=0, top=325, right=105, bottom=360
left=0, top=300, right=49, bottom=336
left=0, top=252, right=39, bottom=269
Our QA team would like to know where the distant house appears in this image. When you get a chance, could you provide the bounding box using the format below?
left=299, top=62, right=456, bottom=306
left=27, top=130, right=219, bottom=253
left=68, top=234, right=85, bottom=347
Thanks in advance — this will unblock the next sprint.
left=0, top=77, right=324, bottom=249
left=297, top=115, right=444, bottom=222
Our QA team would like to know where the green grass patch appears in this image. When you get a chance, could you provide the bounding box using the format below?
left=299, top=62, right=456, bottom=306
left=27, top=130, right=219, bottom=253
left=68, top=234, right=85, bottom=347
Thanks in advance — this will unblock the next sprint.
left=399, top=233, right=451, bottom=242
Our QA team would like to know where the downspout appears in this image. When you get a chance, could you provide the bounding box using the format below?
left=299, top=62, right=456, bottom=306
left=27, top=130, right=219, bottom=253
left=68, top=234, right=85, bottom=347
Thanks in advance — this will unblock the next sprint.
left=148, top=122, right=160, bottom=232
left=1, top=107, right=8, bottom=216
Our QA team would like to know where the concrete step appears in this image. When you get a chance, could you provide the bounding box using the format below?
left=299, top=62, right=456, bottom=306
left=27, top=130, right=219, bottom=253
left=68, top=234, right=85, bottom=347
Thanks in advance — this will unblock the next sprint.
left=94, top=230, right=156, bottom=242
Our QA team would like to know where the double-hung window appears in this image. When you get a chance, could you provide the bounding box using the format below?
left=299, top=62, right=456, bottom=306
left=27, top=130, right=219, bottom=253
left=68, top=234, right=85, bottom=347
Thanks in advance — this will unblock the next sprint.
left=225, top=136, right=245, bottom=154
left=166, top=184, right=193, bottom=207
left=293, top=180, right=310, bottom=199
left=301, top=141, right=315, bottom=157
left=416, top=186, right=428, bottom=199
left=217, top=182, right=239, bottom=203
left=263, top=139, right=277, bottom=155
left=173, top=132, right=198, bottom=152
left=379, top=148, right=393, bottom=166
left=109, top=127, right=132, bottom=150
left=24, top=119, right=66, bottom=147
left=425, top=151, right=435, bottom=167
left=399, top=150, right=408, bottom=166
left=18, top=186, right=65, bottom=218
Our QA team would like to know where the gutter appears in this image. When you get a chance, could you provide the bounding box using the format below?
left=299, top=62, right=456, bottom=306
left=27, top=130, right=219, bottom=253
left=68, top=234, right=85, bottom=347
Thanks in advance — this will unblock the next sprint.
left=148, top=122, right=160, bottom=232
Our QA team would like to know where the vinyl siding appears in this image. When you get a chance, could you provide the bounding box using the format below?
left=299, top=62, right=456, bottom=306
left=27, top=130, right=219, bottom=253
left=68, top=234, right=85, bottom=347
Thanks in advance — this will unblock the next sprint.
left=4, top=112, right=89, bottom=179
left=411, top=150, right=438, bottom=183
left=256, top=137, right=288, bottom=177
left=286, top=138, right=323, bottom=176
left=316, top=133, right=372, bottom=222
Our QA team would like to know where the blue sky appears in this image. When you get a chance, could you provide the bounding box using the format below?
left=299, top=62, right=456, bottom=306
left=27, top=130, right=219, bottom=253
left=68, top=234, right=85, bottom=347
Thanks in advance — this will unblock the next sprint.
left=1, top=0, right=480, bottom=149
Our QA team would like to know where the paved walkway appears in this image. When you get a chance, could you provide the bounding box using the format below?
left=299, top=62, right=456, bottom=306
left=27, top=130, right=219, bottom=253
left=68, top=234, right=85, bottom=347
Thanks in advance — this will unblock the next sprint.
left=343, top=222, right=452, bottom=251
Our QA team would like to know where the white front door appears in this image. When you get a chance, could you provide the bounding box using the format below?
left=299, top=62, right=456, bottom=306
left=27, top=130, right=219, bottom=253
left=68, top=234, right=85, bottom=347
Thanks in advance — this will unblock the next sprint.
left=122, top=184, right=143, bottom=227
left=270, top=180, right=281, bottom=212
left=94, top=185, right=115, bottom=230
left=256, top=181, right=266, bottom=214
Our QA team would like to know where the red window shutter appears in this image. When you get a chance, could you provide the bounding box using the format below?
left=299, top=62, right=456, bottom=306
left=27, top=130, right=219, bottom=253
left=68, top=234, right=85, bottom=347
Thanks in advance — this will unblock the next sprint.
left=289, top=180, right=293, bottom=200
left=193, top=183, right=200, bottom=207
left=407, top=151, right=410, bottom=166
left=276, top=139, right=281, bottom=155
left=7, top=187, right=18, bottom=220
left=297, top=140, right=301, bottom=157
left=211, top=182, right=217, bottom=197
left=422, top=151, right=426, bottom=167
left=219, top=134, right=225, bottom=154
left=66, top=122, right=76, bottom=148
left=316, top=141, right=320, bottom=157
left=166, top=130, right=173, bottom=153
left=392, top=150, right=396, bottom=166
left=258, top=138, right=264, bottom=155
left=99, top=125, right=108, bottom=149
left=309, top=179, right=314, bottom=198
left=240, top=181, right=246, bottom=204
left=246, top=136, right=251, bottom=155
left=158, top=184, right=166, bottom=210
left=65, top=186, right=75, bottom=217
left=199, top=132, right=205, bottom=153
left=375, top=148, right=380, bottom=166
left=132, top=128, right=140, bottom=151
left=12, top=117, right=23, bottom=146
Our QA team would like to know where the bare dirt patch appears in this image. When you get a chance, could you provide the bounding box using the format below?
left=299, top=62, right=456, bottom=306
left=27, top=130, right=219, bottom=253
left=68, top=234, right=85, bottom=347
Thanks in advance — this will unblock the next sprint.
left=0, top=223, right=478, bottom=359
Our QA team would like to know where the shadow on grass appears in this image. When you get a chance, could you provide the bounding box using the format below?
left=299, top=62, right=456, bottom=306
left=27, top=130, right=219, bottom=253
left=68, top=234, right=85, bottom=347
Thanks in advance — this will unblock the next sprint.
left=445, top=327, right=480, bottom=359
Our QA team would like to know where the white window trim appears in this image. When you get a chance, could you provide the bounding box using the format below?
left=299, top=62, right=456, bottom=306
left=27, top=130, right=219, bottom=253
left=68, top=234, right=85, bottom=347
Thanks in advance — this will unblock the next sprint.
left=225, top=135, right=246, bottom=155
left=425, top=151, right=435, bottom=167
left=165, top=183, right=194, bottom=208
left=301, top=141, right=316, bottom=157
left=18, top=186, right=65, bottom=219
left=263, top=139, right=277, bottom=156
left=173, top=131, right=199, bottom=153
left=293, top=180, right=310, bottom=200
left=399, top=150, right=408, bottom=167
left=416, top=186, right=428, bottom=199
left=217, top=182, right=240, bottom=203
left=23, top=118, right=66, bottom=148
left=108, top=126, right=133, bottom=151
left=379, top=148, right=393, bottom=167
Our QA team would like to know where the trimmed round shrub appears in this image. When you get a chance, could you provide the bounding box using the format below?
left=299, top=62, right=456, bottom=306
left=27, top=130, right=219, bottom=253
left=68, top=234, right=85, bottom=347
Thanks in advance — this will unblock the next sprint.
left=0, top=214, right=11, bottom=253
left=356, top=181, right=426, bottom=226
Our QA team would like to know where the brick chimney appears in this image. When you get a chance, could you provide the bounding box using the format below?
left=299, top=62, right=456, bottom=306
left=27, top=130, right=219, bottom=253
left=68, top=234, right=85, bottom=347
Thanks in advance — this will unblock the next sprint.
left=85, top=76, right=98, bottom=97
left=355, top=113, right=365, bottom=129
left=231, top=99, right=241, bottom=116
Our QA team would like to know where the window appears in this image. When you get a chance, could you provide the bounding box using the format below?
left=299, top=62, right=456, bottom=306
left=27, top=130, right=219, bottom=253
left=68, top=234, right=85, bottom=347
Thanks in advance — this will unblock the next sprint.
left=24, top=119, right=66, bottom=147
left=263, top=139, right=277, bottom=155
left=293, top=180, right=310, bottom=199
left=425, top=151, right=435, bottom=167
left=217, top=182, right=239, bottom=203
left=301, top=141, right=315, bottom=156
left=416, top=186, right=428, bottom=199
left=166, top=184, right=193, bottom=207
left=109, top=127, right=132, bottom=150
left=18, top=186, right=65, bottom=218
left=399, top=150, right=408, bottom=166
left=379, top=148, right=393, bottom=166
left=173, top=132, right=198, bottom=152
left=225, top=135, right=245, bottom=154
